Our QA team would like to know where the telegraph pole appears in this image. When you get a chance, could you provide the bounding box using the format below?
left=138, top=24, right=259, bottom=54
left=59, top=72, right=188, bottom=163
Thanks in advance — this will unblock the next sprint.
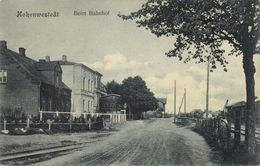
left=206, top=60, right=210, bottom=119
left=174, top=80, right=176, bottom=122
left=184, top=88, right=186, bottom=114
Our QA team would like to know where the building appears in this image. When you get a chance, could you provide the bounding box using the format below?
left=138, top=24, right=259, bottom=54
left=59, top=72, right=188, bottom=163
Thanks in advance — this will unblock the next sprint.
left=100, top=94, right=121, bottom=113
left=0, top=41, right=71, bottom=117
left=156, top=98, right=167, bottom=112
left=225, top=100, right=260, bottom=125
left=54, top=55, right=106, bottom=116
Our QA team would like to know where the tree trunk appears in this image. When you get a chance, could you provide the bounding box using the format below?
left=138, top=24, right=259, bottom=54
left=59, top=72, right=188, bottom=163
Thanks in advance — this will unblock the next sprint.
left=128, top=104, right=131, bottom=120
left=243, top=51, right=256, bottom=156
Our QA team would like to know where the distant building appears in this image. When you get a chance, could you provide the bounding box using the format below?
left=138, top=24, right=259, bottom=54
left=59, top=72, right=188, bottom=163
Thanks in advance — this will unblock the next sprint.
left=54, top=55, right=106, bottom=115
left=225, top=100, right=260, bottom=125
left=190, top=109, right=203, bottom=118
left=0, top=41, right=71, bottom=117
left=202, top=110, right=213, bottom=119
left=156, top=98, right=167, bottom=112
left=100, top=94, right=121, bottom=113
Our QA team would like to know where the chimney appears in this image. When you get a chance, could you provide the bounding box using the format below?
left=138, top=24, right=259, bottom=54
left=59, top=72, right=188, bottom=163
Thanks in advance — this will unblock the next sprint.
left=0, top=40, right=7, bottom=50
left=45, top=56, right=50, bottom=62
left=62, top=55, right=67, bottom=62
left=19, top=47, right=26, bottom=56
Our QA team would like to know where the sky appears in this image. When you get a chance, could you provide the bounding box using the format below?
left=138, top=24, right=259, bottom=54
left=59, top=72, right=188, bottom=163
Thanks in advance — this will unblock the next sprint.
left=0, top=0, right=259, bottom=113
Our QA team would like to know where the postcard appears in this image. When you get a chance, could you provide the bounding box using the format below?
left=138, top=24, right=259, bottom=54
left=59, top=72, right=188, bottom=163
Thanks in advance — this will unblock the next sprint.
left=0, top=0, right=259, bottom=165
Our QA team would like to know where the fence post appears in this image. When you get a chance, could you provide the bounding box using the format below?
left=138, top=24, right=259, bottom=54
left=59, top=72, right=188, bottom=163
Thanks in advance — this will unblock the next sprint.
left=27, top=117, right=30, bottom=128
left=234, top=108, right=241, bottom=148
left=102, top=117, right=105, bottom=128
left=112, top=115, right=114, bottom=124
left=88, top=118, right=92, bottom=130
left=48, top=120, right=51, bottom=130
left=4, top=119, right=6, bottom=130
left=69, top=115, right=72, bottom=132
left=40, top=111, right=42, bottom=121
left=227, top=114, right=231, bottom=152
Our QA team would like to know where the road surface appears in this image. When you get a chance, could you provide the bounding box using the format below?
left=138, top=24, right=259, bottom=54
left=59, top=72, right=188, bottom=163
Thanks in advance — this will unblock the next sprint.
left=30, top=118, right=221, bottom=166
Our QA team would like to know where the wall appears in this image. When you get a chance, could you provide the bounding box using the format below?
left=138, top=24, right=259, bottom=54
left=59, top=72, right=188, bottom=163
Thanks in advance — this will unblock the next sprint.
left=60, top=65, right=74, bottom=112
left=0, top=54, right=39, bottom=116
left=79, top=65, right=95, bottom=114
left=40, top=68, right=62, bottom=87
left=61, top=64, right=95, bottom=115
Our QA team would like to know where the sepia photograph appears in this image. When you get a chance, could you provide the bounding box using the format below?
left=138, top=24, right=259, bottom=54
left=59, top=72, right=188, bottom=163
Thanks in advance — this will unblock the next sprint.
left=0, top=0, right=260, bottom=165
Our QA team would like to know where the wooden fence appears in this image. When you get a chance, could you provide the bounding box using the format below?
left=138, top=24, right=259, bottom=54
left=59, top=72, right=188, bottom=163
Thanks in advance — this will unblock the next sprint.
left=1, top=111, right=127, bottom=133
left=176, top=116, right=260, bottom=152
left=195, top=118, right=231, bottom=152
left=39, top=111, right=126, bottom=124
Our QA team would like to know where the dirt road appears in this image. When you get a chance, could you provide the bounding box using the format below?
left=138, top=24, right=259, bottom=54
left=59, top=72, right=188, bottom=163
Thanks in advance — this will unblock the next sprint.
left=30, top=118, right=221, bottom=166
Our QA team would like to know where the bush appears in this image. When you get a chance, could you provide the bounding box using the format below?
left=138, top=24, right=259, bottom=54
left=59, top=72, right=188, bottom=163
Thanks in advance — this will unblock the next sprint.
left=0, top=107, right=27, bottom=123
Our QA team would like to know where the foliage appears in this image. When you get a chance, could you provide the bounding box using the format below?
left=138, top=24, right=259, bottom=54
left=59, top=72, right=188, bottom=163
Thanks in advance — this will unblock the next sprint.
left=0, top=107, right=27, bottom=122
left=156, top=107, right=165, bottom=112
left=105, top=76, right=158, bottom=119
left=121, top=76, right=158, bottom=119
left=119, top=0, right=259, bottom=71
left=106, top=80, right=122, bottom=94
left=119, top=0, right=259, bottom=154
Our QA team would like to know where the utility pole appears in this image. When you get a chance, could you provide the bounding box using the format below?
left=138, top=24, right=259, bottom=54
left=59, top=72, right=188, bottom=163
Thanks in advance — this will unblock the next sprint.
left=174, top=80, right=176, bottom=123
left=184, top=88, right=186, bottom=114
left=206, top=60, right=210, bottom=119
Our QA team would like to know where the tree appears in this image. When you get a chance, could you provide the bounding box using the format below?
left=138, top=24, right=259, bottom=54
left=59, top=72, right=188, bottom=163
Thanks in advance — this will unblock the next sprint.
left=121, top=76, right=157, bottom=119
left=106, top=80, right=122, bottom=95
left=119, top=0, right=259, bottom=155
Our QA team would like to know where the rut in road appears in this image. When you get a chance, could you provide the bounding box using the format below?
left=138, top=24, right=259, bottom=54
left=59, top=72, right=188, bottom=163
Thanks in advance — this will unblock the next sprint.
left=33, top=119, right=221, bottom=166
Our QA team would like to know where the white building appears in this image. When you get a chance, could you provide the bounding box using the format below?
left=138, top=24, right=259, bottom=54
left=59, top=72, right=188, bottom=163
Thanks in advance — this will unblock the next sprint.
left=55, top=55, right=106, bottom=115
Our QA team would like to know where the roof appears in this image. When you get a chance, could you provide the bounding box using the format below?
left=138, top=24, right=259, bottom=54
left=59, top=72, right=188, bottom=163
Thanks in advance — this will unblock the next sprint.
left=226, top=101, right=246, bottom=108
left=102, top=94, right=121, bottom=98
left=157, top=98, right=167, bottom=104
left=54, top=60, right=103, bottom=76
left=226, top=100, right=260, bottom=109
left=4, top=49, right=51, bottom=84
left=2, top=48, right=70, bottom=90
left=36, top=61, right=62, bottom=72
left=61, top=82, right=71, bottom=90
left=55, top=60, right=77, bottom=65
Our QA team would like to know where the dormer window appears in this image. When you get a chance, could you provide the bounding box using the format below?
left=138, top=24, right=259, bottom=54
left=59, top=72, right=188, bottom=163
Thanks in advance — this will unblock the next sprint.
left=0, top=70, right=7, bottom=83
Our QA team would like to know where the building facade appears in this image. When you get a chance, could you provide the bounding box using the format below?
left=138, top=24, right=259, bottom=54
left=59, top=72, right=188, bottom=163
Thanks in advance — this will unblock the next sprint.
left=0, top=41, right=71, bottom=118
left=55, top=55, right=106, bottom=116
left=100, top=94, right=121, bottom=113
left=156, top=98, right=167, bottom=112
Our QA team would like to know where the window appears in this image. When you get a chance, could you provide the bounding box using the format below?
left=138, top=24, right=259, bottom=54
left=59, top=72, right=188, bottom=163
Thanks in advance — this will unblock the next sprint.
left=91, top=101, right=93, bottom=113
left=48, top=98, right=52, bottom=111
left=55, top=75, right=59, bottom=87
left=0, top=70, right=7, bottom=83
left=91, top=80, right=93, bottom=92
left=97, top=96, right=99, bottom=108
left=88, top=100, right=90, bottom=112
left=97, top=77, right=101, bottom=89
left=88, top=79, right=90, bottom=91
left=83, top=99, right=85, bottom=112
left=83, top=77, right=86, bottom=90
